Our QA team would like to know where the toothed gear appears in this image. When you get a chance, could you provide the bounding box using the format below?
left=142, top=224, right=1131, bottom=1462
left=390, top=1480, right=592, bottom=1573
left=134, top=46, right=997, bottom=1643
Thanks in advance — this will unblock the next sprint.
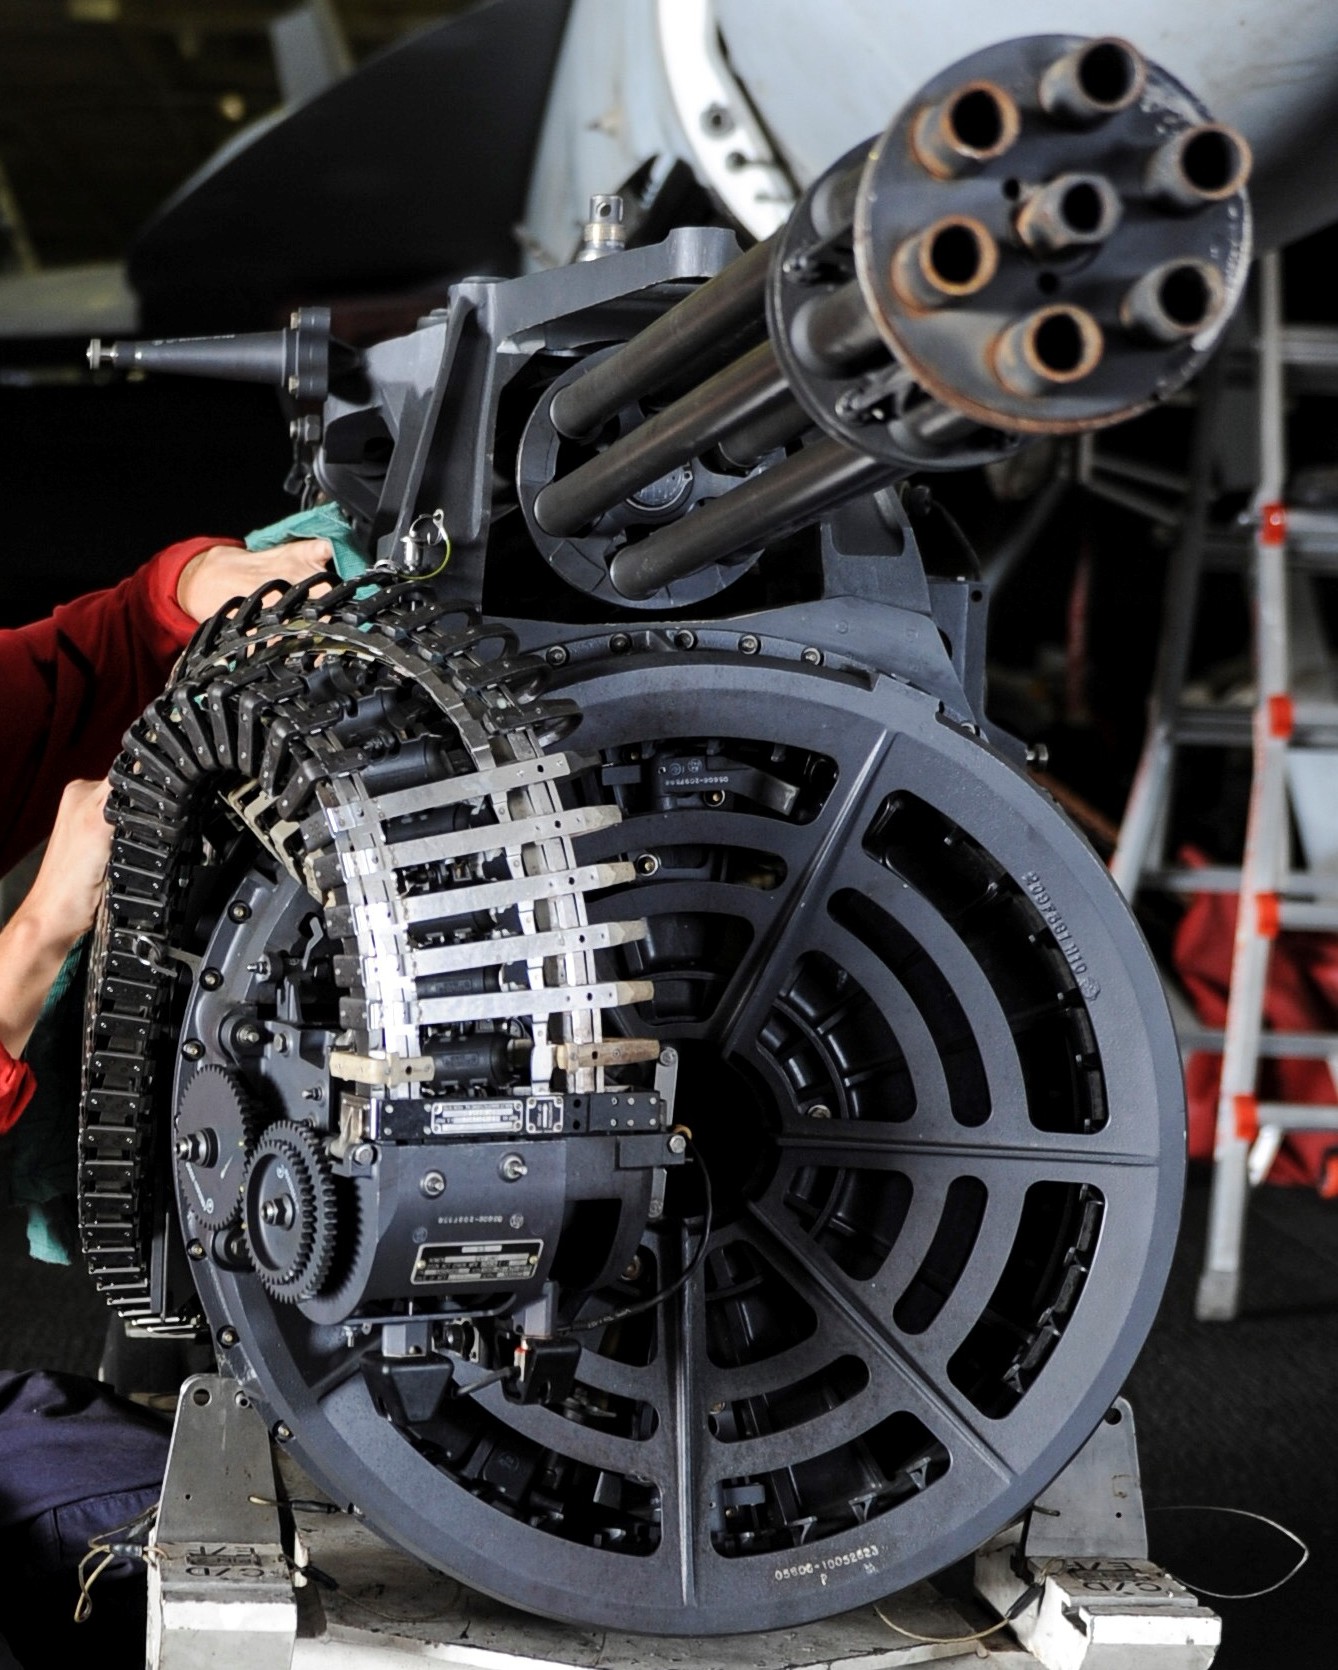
left=242, top=1121, right=338, bottom=1303
left=174, top=1064, right=261, bottom=1232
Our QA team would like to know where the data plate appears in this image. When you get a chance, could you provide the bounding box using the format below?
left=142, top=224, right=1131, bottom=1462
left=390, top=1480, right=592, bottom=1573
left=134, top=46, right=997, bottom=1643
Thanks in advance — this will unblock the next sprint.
left=412, top=1239, right=544, bottom=1286
left=425, top=1097, right=564, bottom=1135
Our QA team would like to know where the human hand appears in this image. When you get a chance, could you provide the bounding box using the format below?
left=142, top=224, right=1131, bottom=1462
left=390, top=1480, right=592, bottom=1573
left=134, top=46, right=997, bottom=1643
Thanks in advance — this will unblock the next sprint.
left=19, top=778, right=114, bottom=951
left=176, top=537, right=333, bottom=623
left=0, top=778, right=114, bottom=1059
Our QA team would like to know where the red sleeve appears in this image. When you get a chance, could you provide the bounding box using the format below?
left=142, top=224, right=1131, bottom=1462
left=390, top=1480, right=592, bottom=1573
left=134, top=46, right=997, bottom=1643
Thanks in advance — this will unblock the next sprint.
left=0, top=1044, right=34, bottom=1135
left=0, top=537, right=242, bottom=876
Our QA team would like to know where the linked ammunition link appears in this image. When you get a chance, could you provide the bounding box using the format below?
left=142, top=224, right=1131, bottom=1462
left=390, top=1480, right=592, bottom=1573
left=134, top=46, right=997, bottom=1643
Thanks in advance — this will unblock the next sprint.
left=79, top=571, right=647, bottom=1326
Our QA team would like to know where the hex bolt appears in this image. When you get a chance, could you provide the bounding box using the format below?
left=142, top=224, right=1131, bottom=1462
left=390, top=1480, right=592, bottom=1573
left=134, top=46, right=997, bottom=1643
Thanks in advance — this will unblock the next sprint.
left=351, top=1143, right=376, bottom=1167
left=668, top=1133, right=687, bottom=1155
left=234, top=1022, right=262, bottom=1048
left=660, top=1047, right=678, bottom=1067
left=421, top=1170, right=447, bottom=1199
left=273, top=1422, right=293, bottom=1443
left=500, top=1153, right=528, bottom=1182
left=705, top=789, right=726, bottom=807
left=200, top=968, right=223, bottom=990
left=181, top=1039, right=205, bottom=1061
left=801, top=646, right=823, bottom=666
left=218, top=1326, right=239, bottom=1348
left=738, top=634, right=761, bottom=655
left=545, top=645, right=570, bottom=667
left=186, top=1239, right=206, bottom=1260
left=228, top=901, right=252, bottom=922
left=674, top=630, right=697, bottom=650
left=635, top=852, right=661, bottom=876
left=610, top=633, right=632, bottom=655
left=807, top=1103, right=833, bottom=1120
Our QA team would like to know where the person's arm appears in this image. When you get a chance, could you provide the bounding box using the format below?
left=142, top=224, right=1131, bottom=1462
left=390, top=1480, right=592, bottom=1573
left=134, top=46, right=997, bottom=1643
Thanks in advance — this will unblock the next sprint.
left=0, top=536, right=331, bottom=876
left=0, top=779, right=112, bottom=1133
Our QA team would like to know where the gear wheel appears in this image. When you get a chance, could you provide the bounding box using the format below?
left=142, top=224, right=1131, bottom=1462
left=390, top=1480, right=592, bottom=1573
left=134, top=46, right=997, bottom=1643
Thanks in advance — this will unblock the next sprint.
left=174, top=1065, right=261, bottom=1232
left=242, top=1121, right=338, bottom=1303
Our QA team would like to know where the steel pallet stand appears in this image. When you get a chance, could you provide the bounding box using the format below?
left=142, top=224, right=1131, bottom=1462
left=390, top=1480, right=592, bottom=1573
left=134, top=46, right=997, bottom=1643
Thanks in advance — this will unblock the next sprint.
left=1110, top=252, right=1338, bottom=1320
left=144, top=1375, right=1220, bottom=1670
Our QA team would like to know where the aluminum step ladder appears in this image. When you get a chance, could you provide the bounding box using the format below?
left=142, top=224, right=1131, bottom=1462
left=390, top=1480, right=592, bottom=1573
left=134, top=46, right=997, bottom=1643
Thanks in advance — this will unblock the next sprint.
left=1110, top=252, right=1338, bottom=1321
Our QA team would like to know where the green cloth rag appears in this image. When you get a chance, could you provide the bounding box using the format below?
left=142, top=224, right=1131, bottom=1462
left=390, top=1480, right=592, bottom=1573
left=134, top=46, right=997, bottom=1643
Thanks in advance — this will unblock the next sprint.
left=243, top=502, right=370, bottom=580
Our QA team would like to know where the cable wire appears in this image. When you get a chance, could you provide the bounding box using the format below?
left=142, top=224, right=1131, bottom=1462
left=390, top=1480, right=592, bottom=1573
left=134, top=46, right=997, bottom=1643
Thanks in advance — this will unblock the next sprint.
left=555, top=1136, right=714, bottom=1336
left=74, top=1500, right=160, bottom=1623
left=873, top=1566, right=1053, bottom=1647
left=1148, top=1504, right=1309, bottom=1600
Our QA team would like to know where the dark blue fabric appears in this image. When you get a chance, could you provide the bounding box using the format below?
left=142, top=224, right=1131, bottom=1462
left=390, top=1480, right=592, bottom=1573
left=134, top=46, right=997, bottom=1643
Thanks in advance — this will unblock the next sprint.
left=0, top=1370, right=168, bottom=1558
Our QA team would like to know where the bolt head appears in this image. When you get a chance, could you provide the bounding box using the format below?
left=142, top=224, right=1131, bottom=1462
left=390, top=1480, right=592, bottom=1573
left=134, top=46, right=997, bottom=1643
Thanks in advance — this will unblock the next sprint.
left=274, top=1422, right=293, bottom=1442
left=181, top=1039, right=204, bottom=1061
left=351, top=1143, right=375, bottom=1167
left=545, top=645, right=569, bottom=667
left=421, top=1170, right=446, bottom=1199
left=219, top=1326, right=239, bottom=1348
left=668, top=1133, right=687, bottom=1155
left=738, top=634, right=760, bottom=655
left=186, top=1240, right=206, bottom=1260
left=801, top=646, right=823, bottom=666
left=660, top=1047, right=678, bottom=1067
left=228, top=901, right=252, bottom=922
left=807, top=1103, right=833, bottom=1120
left=499, top=1153, right=528, bottom=1182
left=200, top=968, right=223, bottom=990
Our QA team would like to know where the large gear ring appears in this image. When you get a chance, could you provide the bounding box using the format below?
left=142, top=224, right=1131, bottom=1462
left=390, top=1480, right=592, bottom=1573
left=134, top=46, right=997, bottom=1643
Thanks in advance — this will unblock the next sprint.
left=241, top=1120, right=337, bottom=1303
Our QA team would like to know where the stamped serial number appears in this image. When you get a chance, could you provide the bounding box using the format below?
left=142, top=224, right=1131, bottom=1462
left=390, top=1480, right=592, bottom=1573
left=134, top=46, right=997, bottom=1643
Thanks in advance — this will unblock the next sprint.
left=773, top=1543, right=879, bottom=1581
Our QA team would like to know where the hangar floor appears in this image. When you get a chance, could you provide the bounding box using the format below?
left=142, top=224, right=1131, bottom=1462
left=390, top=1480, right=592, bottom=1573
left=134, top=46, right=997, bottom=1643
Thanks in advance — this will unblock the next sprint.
left=0, top=1167, right=1330, bottom=1670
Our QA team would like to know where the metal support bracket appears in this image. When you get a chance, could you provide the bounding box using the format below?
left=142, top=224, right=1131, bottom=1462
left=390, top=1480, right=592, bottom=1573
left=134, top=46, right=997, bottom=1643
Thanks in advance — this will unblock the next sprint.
left=148, top=1373, right=296, bottom=1670
left=975, top=1401, right=1220, bottom=1670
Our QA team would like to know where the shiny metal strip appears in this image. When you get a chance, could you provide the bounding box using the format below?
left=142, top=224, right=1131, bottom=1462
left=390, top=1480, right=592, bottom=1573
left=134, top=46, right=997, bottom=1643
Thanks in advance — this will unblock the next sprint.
left=407, top=919, right=646, bottom=977
left=387, top=802, right=623, bottom=869
left=392, top=860, right=637, bottom=924
left=384, top=978, right=654, bottom=1026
